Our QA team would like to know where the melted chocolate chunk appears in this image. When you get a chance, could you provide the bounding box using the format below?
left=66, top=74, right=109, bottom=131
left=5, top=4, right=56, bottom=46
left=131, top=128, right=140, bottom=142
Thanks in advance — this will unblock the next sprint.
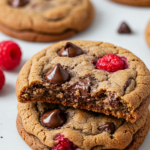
left=108, top=93, right=119, bottom=108
left=46, top=63, right=70, bottom=84
left=67, top=77, right=92, bottom=98
left=9, top=0, right=29, bottom=7
left=98, top=123, right=115, bottom=134
left=59, top=42, right=83, bottom=57
left=41, top=109, right=67, bottom=129
left=118, top=22, right=131, bottom=34
left=124, top=79, right=132, bottom=91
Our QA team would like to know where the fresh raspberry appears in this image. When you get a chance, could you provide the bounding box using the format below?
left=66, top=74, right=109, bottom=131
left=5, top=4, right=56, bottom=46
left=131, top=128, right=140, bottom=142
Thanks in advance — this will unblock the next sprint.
left=52, top=134, right=78, bottom=150
left=96, top=54, right=127, bottom=72
left=0, top=69, right=5, bottom=90
left=0, top=41, right=22, bottom=70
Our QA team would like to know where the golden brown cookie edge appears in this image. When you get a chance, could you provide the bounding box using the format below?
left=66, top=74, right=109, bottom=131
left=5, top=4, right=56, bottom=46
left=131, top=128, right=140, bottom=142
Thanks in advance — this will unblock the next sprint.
left=16, top=114, right=50, bottom=150
left=111, top=0, right=150, bottom=6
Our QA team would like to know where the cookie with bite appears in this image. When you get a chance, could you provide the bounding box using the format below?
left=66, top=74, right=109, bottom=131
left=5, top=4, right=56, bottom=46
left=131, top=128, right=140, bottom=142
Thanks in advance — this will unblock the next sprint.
left=16, top=40, right=150, bottom=123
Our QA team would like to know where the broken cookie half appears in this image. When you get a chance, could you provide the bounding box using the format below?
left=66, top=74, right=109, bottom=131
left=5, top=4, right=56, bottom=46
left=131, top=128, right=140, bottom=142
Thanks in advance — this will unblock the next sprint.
left=16, top=41, right=150, bottom=123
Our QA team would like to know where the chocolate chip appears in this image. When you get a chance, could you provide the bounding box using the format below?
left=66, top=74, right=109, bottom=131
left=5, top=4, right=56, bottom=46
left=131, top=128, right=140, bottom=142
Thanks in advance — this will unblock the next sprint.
left=108, top=93, right=119, bottom=108
left=67, top=77, right=92, bottom=97
left=98, top=123, right=115, bottom=134
left=46, top=63, right=70, bottom=84
left=59, top=42, right=83, bottom=57
left=9, top=0, right=29, bottom=7
left=124, top=79, right=132, bottom=91
left=41, top=109, right=67, bottom=129
left=118, top=22, right=131, bottom=34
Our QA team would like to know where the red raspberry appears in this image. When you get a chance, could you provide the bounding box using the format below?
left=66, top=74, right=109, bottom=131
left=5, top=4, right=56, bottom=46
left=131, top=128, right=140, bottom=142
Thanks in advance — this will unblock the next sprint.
left=52, top=134, right=78, bottom=150
left=96, top=54, right=126, bottom=72
left=0, top=41, right=22, bottom=70
left=0, top=69, right=5, bottom=90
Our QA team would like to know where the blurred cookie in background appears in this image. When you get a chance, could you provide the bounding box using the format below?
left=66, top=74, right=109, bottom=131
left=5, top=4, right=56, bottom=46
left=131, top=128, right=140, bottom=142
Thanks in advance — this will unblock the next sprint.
left=146, top=20, right=150, bottom=47
left=111, top=0, right=150, bottom=6
left=0, top=0, right=94, bottom=42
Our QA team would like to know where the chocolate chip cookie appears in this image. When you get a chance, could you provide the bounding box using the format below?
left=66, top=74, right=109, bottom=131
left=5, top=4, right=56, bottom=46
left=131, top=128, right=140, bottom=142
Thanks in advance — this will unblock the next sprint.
left=111, top=0, right=150, bottom=6
left=146, top=20, right=150, bottom=47
left=0, top=0, right=94, bottom=42
left=17, top=102, right=150, bottom=150
left=16, top=41, right=150, bottom=123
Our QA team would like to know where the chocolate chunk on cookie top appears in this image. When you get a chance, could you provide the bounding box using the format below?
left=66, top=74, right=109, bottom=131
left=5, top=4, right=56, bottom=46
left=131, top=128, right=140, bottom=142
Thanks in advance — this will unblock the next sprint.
left=98, top=123, right=115, bottom=134
left=45, top=63, right=70, bottom=84
left=41, top=109, right=67, bottom=129
left=16, top=41, right=150, bottom=123
left=66, top=77, right=91, bottom=97
left=59, top=42, right=83, bottom=57
left=9, top=0, right=29, bottom=7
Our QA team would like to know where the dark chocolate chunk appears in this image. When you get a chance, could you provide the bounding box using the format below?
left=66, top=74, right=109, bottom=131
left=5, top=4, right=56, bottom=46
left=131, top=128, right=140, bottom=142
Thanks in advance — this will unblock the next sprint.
left=67, top=77, right=92, bottom=97
left=98, top=123, right=115, bottom=134
left=118, top=22, right=131, bottom=34
left=41, top=109, right=67, bottom=129
left=59, top=42, right=83, bottom=57
left=46, top=63, right=70, bottom=84
left=9, top=0, right=29, bottom=7
left=124, top=79, right=132, bottom=91
left=108, top=93, right=119, bottom=108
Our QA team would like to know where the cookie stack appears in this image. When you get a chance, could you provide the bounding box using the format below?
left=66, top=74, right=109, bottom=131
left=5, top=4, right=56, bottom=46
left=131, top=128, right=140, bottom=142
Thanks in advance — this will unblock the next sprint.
left=16, top=41, right=150, bottom=150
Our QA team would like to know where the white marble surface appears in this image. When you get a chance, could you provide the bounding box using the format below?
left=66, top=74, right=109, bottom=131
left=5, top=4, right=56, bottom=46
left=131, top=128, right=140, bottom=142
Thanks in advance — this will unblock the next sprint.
left=0, top=0, right=150, bottom=149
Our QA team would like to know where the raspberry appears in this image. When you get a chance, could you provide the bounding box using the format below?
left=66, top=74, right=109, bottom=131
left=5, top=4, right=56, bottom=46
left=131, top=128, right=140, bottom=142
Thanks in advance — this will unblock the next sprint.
left=0, top=69, right=5, bottom=90
left=52, top=134, right=78, bottom=150
left=96, top=54, right=127, bottom=72
left=0, top=41, right=22, bottom=70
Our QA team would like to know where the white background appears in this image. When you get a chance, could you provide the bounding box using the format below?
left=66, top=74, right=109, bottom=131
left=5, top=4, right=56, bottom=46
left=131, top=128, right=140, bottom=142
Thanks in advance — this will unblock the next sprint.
left=0, top=0, right=150, bottom=149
